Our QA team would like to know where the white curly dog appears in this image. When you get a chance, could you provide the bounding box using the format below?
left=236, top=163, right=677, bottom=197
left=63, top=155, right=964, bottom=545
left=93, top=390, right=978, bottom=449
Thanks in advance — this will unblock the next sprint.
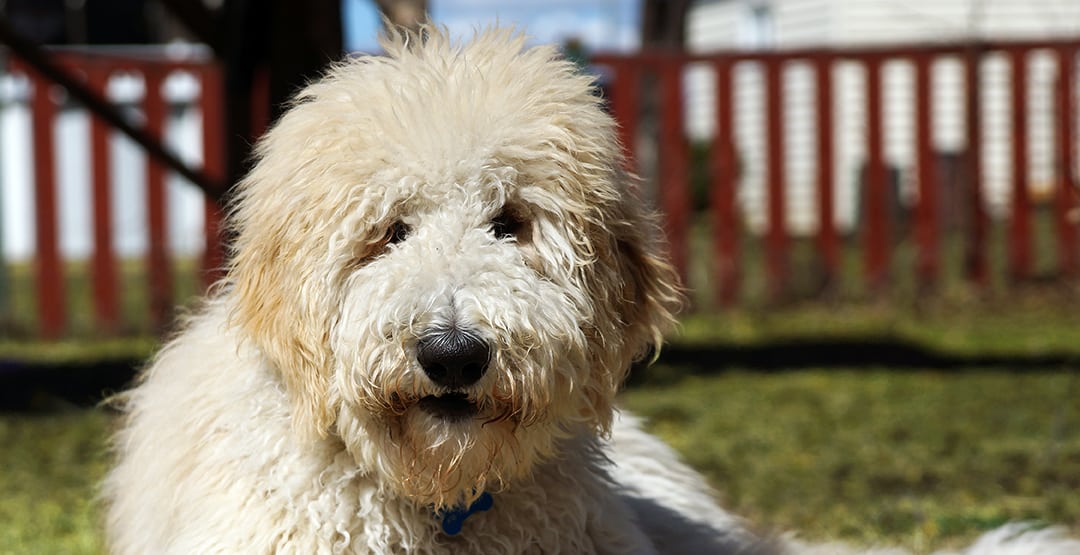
left=104, top=27, right=1079, bottom=554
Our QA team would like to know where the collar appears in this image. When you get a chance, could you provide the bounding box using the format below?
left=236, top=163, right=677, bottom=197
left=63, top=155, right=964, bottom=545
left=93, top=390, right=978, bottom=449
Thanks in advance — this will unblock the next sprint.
left=437, top=491, right=494, bottom=535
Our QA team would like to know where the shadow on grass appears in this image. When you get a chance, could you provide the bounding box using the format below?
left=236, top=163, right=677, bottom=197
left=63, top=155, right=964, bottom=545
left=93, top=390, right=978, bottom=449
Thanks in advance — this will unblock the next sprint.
left=631, top=338, right=1080, bottom=386
left=0, top=358, right=140, bottom=411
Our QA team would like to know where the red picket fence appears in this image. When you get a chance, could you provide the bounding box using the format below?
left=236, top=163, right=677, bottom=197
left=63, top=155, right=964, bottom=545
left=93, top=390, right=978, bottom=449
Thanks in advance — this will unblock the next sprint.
left=6, top=48, right=233, bottom=339
left=596, top=38, right=1080, bottom=305
left=5, top=39, right=1080, bottom=339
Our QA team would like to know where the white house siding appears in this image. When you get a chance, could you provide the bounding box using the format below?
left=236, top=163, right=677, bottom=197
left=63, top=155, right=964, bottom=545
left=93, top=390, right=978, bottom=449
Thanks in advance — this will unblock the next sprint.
left=685, top=0, right=1080, bottom=234
left=834, top=0, right=1078, bottom=215
left=833, top=60, right=865, bottom=231
left=834, top=0, right=977, bottom=44
left=731, top=62, right=767, bottom=232
left=783, top=61, right=818, bottom=234
left=686, top=0, right=833, bottom=232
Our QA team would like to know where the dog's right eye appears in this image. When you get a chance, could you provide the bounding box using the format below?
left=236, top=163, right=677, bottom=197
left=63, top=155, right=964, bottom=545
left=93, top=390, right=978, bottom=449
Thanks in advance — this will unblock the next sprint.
left=386, top=221, right=411, bottom=245
left=491, top=210, right=525, bottom=240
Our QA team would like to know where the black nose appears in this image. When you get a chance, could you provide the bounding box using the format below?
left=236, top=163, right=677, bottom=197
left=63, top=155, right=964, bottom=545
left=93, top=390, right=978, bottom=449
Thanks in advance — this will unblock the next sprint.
left=416, top=329, right=490, bottom=389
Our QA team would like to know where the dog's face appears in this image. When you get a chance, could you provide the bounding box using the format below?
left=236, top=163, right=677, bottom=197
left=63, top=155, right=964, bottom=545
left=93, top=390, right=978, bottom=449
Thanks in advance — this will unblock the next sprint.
left=228, top=29, right=680, bottom=507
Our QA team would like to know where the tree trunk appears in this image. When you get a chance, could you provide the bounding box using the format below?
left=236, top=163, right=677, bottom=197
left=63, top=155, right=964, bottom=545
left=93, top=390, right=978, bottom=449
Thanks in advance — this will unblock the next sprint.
left=641, top=0, right=690, bottom=49
left=636, top=0, right=690, bottom=207
left=373, top=0, right=427, bottom=33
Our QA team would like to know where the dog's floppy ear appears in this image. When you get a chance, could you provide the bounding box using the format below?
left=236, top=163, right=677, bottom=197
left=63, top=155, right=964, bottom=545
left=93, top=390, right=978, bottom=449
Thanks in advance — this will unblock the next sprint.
left=613, top=200, right=684, bottom=362
left=583, top=186, right=684, bottom=429
left=227, top=183, right=338, bottom=442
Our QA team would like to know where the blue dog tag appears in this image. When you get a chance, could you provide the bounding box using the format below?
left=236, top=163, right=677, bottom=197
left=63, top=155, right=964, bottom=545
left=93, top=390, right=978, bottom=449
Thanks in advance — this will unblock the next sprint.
left=439, top=492, right=494, bottom=535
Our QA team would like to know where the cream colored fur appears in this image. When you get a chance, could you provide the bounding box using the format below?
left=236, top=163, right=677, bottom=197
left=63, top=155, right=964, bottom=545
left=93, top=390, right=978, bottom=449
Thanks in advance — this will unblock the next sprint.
left=103, top=27, right=1079, bottom=554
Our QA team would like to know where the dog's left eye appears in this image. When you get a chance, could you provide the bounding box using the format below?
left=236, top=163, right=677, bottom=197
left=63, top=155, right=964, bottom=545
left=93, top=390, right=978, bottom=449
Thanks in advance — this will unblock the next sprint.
left=386, top=221, right=411, bottom=245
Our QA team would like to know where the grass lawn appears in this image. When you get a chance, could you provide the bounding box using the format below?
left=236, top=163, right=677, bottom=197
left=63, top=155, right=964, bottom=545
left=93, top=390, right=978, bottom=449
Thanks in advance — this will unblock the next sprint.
left=0, top=408, right=109, bottom=555
left=676, top=293, right=1080, bottom=357
left=621, top=369, right=1080, bottom=553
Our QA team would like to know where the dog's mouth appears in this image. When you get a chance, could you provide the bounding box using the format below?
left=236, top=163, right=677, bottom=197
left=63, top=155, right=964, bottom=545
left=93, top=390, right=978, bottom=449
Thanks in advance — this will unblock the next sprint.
left=417, top=392, right=478, bottom=421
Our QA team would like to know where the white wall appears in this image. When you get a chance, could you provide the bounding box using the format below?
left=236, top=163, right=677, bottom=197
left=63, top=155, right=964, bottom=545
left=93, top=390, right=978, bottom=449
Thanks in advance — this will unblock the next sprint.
left=834, top=0, right=1080, bottom=43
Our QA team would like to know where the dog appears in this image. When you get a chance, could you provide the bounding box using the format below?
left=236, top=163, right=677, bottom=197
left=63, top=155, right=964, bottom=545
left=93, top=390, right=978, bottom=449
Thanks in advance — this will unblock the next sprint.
left=104, top=26, right=1079, bottom=554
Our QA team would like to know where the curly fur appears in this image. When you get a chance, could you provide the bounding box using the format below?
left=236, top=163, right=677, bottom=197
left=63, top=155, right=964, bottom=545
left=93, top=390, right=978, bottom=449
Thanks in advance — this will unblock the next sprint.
left=103, top=26, right=1080, bottom=555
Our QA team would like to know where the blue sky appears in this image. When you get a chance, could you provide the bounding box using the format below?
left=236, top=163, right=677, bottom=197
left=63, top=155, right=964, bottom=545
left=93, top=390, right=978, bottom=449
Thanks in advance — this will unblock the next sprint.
left=343, top=0, right=641, bottom=53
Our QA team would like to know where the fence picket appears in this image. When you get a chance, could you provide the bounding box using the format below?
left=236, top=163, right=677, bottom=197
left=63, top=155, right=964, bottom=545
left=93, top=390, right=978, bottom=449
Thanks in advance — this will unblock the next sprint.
left=1055, top=47, right=1078, bottom=276
left=659, top=58, right=690, bottom=284
left=964, top=49, right=990, bottom=286
left=143, top=69, right=172, bottom=331
left=29, top=75, right=65, bottom=338
left=201, top=65, right=227, bottom=287
left=815, top=55, right=839, bottom=289
left=765, top=59, right=788, bottom=301
left=711, top=59, right=739, bottom=306
left=864, top=57, right=890, bottom=292
left=1009, top=49, right=1033, bottom=282
left=88, top=67, right=119, bottom=332
left=915, top=54, right=940, bottom=290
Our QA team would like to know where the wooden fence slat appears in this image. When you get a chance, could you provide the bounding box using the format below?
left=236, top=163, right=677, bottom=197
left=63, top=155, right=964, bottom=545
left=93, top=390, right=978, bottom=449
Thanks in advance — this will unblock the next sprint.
left=815, top=55, right=839, bottom=287
left=144, top=69, right=172, bottom=330
left=659, top=59, right=690, bottom=284
left=1009, top=48, right=1033, bottom=282
left=964, top=49, right=990, bottom=286
left=1055, top=46, right=1078, bottom=276
left=610, top=60, right=640, bottom=170
left=711, top=59, right=739, bottom=306
left=864, top=57, right=890, bottom=291
left=250, top=68, right=271, bottom=139
left=201, top=65, right=226, bottom=287
left=765, top=59, right=788, bottom=301
left=915, top=54, right=940, bottom=290
left=89, top=67, right=119, bottom=332
left=30, top=76, right=65, bottom=338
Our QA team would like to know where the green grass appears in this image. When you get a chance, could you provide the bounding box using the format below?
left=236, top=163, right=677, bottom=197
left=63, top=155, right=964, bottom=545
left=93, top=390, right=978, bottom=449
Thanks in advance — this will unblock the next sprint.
left=676, top=293, right=1080, bottom=357
left=620, top=370, right=1080, bottom=552
left=0, top=338, right=157, bottom=365
left=0, top=409, right=109, bottom=555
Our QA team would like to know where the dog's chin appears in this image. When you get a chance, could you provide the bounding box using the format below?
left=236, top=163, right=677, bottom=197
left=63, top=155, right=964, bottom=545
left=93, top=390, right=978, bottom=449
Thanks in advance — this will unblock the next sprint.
left=348, top=395, right=561, bottom=508
left=375, top=408, right=524, bottom=507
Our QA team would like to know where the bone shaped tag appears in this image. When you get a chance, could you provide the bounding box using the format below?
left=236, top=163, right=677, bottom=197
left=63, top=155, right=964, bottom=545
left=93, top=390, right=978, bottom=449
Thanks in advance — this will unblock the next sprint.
left=439, top=492, right=494, bottom=536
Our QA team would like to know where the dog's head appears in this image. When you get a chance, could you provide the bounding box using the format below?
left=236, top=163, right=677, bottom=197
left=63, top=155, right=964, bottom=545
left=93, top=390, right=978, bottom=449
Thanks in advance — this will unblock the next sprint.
left=228, top=27, right=681, bottom=507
